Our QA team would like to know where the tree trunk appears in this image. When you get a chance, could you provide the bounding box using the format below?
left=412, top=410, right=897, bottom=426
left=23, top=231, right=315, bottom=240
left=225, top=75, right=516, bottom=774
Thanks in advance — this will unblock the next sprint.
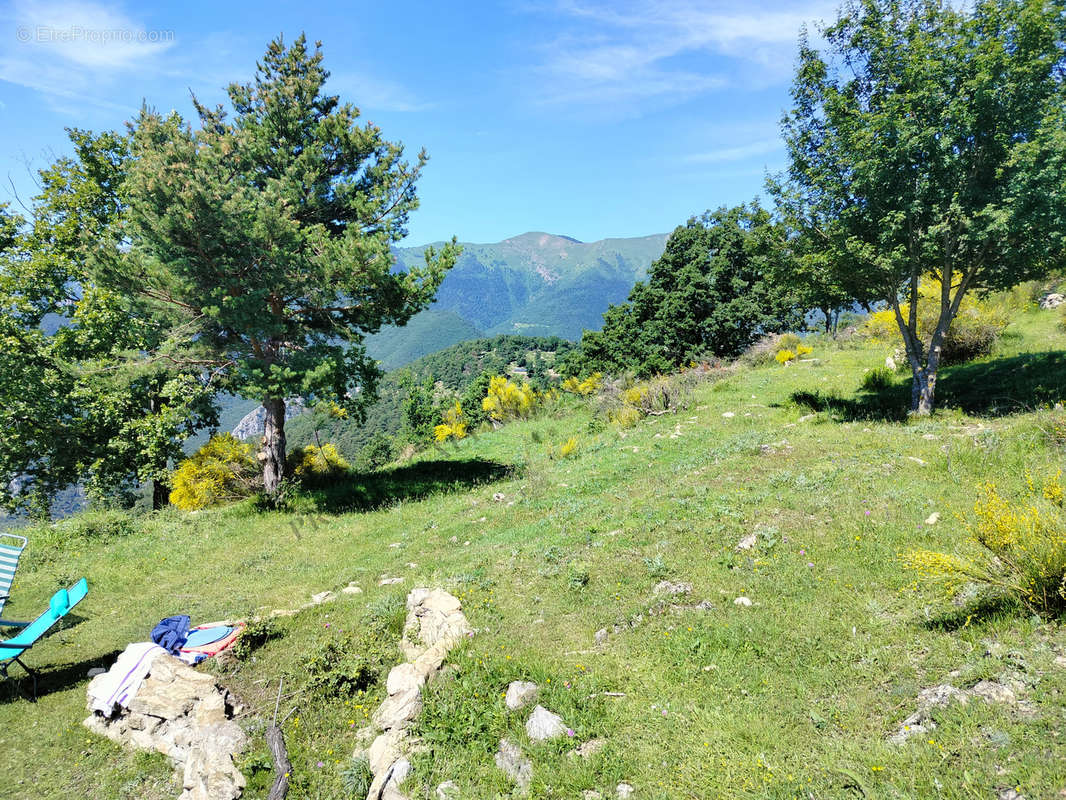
left=152, top=479, right=169, bottom=510
left=262, top=397, right=287, bottom=495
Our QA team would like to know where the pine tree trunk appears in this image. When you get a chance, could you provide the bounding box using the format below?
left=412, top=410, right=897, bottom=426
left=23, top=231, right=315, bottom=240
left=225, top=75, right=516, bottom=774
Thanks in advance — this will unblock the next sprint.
left=262, top=397, right=287, bottom=495
left=152, top=479, right=169, bottom=510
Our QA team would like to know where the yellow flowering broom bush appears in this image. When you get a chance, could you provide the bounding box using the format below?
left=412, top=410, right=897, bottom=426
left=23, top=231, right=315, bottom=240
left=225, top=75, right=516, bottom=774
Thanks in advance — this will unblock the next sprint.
left=290, top=442, right=351, bottom=487
left=433, top=402, right=468, bottom=444
left=863, top=278, right=1008, bottom=364
left=561, top=373, right=602, bottom=396
left=169, top=433, right=261, bottom=511
left=481, top=375, right=538, bottom=422
left=903, top=471, right=1066, bottom=616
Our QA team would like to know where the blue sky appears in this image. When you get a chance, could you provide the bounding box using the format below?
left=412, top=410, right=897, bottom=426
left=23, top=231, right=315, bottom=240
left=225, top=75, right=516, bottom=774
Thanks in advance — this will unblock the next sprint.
left=0, top=0, right=835, bottom=245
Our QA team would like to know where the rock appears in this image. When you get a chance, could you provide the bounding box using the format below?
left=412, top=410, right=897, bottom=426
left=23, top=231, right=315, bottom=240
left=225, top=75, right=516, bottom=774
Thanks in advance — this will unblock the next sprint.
left=972, top=680, right=1016, bottom=705
left=925, top=512, right=941, bottom=525
left=373, top=686, right=422, bottom=730
left=436, top=780, right=459, bottom=798
left=342, top=584, right=363, bottom=595
left=999, top=790, right=1027, bottom=800
left=85, top=653, right=245, bottom=800
left=594, top=628, right=609, bottom=646
left=495, top=738, right=532, bottom=791
left=616, top=782, right=635, bottom=798
left=885, top=355, right=897, bottom=370
left=653, top=580, right=692, bottom=597
left=889, top=684, right=969, bottom=744
left=270, top=608, right=298, bottom=617
left=493, top=492, right=506, bottom=502
left=87, top=667, right=106, bottom=678
left=571, top=738, right=606, bottom=759
left=367, top=728, right=406, bottom=775
left=584, top=792, right=604, bottom=800
left=310, top=590, right=335, bottom=605
left=722, top=412, right=735, bottom=418
left=505, top=681, right=539, bottom=711
left=411, top=641, right=451, bottom=680
left=379, top=577, right=405, bottom=586
left=1040, top=292, right=1064, bottom=309
left=735, top=533, right=757, bottom=551
left=526, top=705, right=566, bottom=741
left=733, top=596, right=752, bottom=607
left=421, top=589, right=463, bottom=615
left=231, top=398, right=305, bottom=440
left=406, top=587, right=432, bottom=609
left=386, top=663, right=426, bottom=696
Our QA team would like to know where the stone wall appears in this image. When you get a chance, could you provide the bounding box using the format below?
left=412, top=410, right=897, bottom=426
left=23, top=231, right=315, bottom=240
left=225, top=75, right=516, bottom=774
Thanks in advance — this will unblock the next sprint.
left=358, top=587, right=472, bottom=800
left=84, top=654, right=247, bottom=800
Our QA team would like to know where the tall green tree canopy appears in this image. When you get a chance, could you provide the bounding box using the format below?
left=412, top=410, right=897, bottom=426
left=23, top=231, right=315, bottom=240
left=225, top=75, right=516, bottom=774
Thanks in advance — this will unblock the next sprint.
left=775, top=0, right=1066, bottom=413
left=93, top=35, right=458, bottom=493
left=571, top=203, right=802, bottom=378
left=0, top=132, right=219, bottom=517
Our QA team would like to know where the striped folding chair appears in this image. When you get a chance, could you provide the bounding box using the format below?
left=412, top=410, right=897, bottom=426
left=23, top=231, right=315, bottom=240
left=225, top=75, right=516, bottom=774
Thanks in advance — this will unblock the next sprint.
left=0, top=533, right=29, bottom=629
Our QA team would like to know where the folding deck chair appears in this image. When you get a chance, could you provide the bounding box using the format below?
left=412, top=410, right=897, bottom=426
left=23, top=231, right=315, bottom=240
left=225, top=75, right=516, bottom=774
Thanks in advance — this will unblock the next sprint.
left=0, top=533, right=29, bottom=629
left=0, top=578, right=89, bottom=698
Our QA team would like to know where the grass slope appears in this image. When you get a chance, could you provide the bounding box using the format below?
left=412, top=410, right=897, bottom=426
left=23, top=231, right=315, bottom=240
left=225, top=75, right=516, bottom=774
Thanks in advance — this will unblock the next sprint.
left=2, top=309, right=1066, bottom=799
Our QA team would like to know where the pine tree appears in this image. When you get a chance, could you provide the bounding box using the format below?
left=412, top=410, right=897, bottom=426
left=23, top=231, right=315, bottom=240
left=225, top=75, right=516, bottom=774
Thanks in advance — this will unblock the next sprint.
left=94, top=35, right=458, bottom=494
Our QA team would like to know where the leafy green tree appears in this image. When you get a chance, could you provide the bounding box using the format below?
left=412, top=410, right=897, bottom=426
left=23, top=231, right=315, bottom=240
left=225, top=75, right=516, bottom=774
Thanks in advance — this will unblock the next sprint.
left=0, top=130, right=218, bottom=514
left=572, top=204, right=802, bottom=378
left=775, top=0, right=1066, bottom=413
left=0, top=205, right=82, bottom=518
left=92, top=35, right=459, bottom=494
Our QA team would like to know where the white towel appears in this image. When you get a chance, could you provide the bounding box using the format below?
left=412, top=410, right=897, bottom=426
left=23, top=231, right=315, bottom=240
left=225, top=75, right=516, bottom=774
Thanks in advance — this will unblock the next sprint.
left=87, top=642, right=166, bottom=717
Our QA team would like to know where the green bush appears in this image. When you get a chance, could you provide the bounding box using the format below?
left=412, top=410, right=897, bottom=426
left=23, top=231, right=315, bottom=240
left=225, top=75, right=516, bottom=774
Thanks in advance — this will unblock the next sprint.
left=861, top=366, right=895, bottom=392
left=231, top=618, right=283, bottom=661
left=55, top=510, right=139, bottom=539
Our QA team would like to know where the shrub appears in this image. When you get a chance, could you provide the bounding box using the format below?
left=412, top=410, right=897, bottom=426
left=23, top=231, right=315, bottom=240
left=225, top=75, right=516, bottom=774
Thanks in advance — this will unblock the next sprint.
left=231, top=618, right=283, bottom=661
left=862, top=279, right=1008, bottom=364
left=777, top=332, right=801, bottom=351
left=290, top=442, right=351, bottom=488
left=433, top=402, right=468, bottom=444
left=56, top=510, right=139, bottom=539
left=548, top=437, right=579, bottom=459
left=561, top=373, right=602, bottom=396
left=796, top=343, right=813, bottom=357
left=903, top=472, right=1066, bottom=616
left=481, top=375, right=537, bottom=422
left=169, top=434, right=260, bottom=511
left=776, top=349, right=796, bottom=365
left=861, top=366, right=895, bottom=392
left=596, top=367, right=725, bottom=428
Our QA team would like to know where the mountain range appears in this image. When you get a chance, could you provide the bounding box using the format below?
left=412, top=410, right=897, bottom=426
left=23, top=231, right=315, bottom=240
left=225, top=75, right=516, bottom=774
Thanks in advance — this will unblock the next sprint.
left=366, top=231, right=669, bottom=370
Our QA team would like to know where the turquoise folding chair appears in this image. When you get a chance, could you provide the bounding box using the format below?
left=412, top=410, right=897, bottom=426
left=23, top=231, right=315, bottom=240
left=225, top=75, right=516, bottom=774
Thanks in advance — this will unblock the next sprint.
left=0, top=578, right=89, bottom=698
left=0, top=533, right=29, bottom=629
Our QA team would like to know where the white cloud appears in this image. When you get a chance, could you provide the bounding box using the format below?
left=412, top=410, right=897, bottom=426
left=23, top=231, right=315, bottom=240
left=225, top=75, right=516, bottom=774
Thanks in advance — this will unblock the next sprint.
left=327, top=71, right=431, bottom=113
left=685, top=138, right=782, bottom=164
left=0, top=0, right=174, bottom=113
left=529, top=0, right=833, bottom=109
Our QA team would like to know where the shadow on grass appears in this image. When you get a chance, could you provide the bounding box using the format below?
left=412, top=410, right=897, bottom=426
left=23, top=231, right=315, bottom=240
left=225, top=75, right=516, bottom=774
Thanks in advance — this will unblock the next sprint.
left=304, top=457, right=518, bottom=514
left=790, top=350, right=1066, bottom=421
left=918, top=594, right=1019, bottom=632
left=2, top=647, right=123, bottom=704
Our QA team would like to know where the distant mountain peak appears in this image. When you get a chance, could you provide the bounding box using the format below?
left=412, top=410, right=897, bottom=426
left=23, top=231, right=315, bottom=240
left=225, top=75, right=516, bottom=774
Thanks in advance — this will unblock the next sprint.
left=502, top=231, right=583, bottom=247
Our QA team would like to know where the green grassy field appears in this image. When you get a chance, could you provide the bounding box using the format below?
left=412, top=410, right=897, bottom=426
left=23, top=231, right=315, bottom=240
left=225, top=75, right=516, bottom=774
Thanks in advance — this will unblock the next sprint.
left=3, top=308, right=1066, bottom=800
